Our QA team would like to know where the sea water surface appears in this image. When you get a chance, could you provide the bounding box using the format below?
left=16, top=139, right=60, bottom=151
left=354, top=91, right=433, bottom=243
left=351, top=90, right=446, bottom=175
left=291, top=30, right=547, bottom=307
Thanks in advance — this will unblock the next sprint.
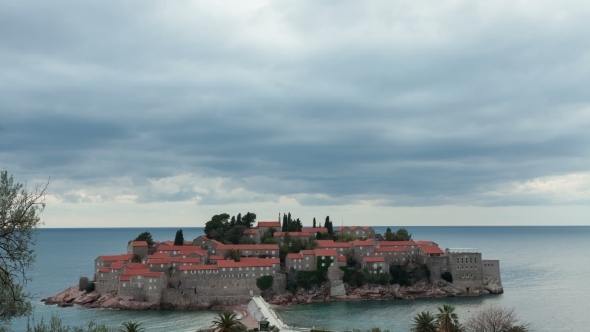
left=6, top=226, right=590, bottom=331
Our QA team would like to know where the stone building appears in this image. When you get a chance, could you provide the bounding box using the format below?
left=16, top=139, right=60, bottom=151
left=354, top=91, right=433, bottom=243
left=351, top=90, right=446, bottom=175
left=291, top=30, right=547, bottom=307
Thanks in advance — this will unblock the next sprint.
left=316, top=240, right=352, bottom=255
left=273, top=232, right=313, bottom=246
left=361, top=256, right=389, bottom=274
left=351, top=239, right=375, bottom=261
left=335, top=226, right=376, bottom=239
left=244, top=228, right=261, bottom=243
left=127, top=241, right=149, bottom=259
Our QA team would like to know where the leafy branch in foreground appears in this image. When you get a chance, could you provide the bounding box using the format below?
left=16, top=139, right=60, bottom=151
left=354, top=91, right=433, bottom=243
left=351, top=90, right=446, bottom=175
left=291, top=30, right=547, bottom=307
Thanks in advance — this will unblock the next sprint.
left=0, top=171, right=48, bottom=322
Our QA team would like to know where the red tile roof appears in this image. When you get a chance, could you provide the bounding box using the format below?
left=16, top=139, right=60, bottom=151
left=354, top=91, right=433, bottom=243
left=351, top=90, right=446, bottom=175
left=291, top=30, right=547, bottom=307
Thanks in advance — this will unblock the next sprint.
left=314, top=249, right=337, bottom=257
left=416, top=240, right=436, bottom=245
left=378, top=241, right=417, bottom=247
left=209, top=255, right=224, bottom=260
left=119, top=276, right=132, bottom=281
left=130, top=241, right=148, bottom=247
left=420, top=245, right=444, bottom=255
left=148, top=253, right=170, bottom=259
left=363, top=257, right=385, bottom=263
left=287, top=253, right=303, bottom=259
left=337, top=256, right=347, bottom=262
left=98, top=267, right=109, bottom=273
left=244, top=229, right=259, bottom=235
left=301, top=250, right=315, bottom=255
left=257, top=221, right=281, bottom=228
left=99, top=254, right=133, bottom=262
left=109, top=261, right=126, bottom=270
left=217, top=244, right=279, bottom=251
left=148, top=259, right=171, bottom=265
left=316, top=240, right=352, bottom=248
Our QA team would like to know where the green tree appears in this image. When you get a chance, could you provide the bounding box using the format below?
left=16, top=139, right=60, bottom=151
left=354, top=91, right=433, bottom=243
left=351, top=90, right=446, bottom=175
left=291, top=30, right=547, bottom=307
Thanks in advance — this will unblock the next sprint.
left=395, top=228, right=412, bottom=241
left=131, top=254, right=142, bottom=263
left=226, top=225, right=247, bottom=244
left=204, top=213, right=230, bottom=241
left=119, top=321, right=144, bottom=332
left=133, top=231, right=154, bottom=247
left=212, top=311, right=241, bottom=332
left=241, top=212, right=256, bottom=228
left=174, top=229, right=184, bottom=245
left=0, top=171, right=47, bottom=322
left=436, top=304, right=460, bottom=332
left=384, top=227, right=394, bottom=240
left=410, top=311, right=438, bottom=332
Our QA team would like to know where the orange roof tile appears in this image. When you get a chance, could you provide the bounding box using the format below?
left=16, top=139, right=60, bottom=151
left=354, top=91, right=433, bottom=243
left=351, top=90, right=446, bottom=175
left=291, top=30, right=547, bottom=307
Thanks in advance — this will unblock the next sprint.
left=287, top=253, right=303, bottom=259
left=130, top=241, right=148, bottom=247
left=337, top=256, right=347, bottom=262
left=217, top=244, right=279, bottom=251
left=98, top=267, right=109, bottom=273
left=99, top=254, right=133, bottom=262
left=148, top=259, right=171, bottom=265
left=244, top=229, right=259, bottom=235
left=120, top=276, right=132, bottom=281
left=209, top=255, right=224, bottom=260
left=314, top=249, right=337, bottom=257
left=301, top=250, right=315, bottom=255
left=363, top=257, right=385, bottom=263
left=420, top=245, right=444, bottom=255
left=316, top=240, right=352, bottom=248
left=257, top=221, right=281, bottom=228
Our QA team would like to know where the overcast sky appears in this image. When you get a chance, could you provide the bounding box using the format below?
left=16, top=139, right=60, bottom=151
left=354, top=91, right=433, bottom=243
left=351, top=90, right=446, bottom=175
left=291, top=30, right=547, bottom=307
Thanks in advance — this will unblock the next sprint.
left=2, top=0, right=590, bottom=227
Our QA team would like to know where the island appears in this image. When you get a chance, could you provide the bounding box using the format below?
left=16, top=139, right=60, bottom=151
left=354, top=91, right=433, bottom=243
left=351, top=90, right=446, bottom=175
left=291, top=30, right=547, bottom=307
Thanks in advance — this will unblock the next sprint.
left=44, top=215, right=503, bottom=312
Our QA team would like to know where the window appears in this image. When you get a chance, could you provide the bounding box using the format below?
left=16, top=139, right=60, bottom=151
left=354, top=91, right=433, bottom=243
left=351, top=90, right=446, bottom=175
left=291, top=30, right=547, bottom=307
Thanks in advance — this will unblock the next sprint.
left=123, top=283, right=126, bottom=287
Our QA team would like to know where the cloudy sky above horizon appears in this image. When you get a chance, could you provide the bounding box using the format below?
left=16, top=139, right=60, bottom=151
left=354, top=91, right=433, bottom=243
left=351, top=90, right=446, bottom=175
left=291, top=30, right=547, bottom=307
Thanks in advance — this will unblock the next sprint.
left=2, top=0, right=590, bottom=227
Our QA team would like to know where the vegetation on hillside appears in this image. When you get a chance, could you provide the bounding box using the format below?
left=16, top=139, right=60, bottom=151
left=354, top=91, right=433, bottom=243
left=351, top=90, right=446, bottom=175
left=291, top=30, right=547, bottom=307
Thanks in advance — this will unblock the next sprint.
left=204, top=212, right=257, bottom=243
left=384, top=227, right=412, bottom=241
left=131, top=232, right=154, bottom=247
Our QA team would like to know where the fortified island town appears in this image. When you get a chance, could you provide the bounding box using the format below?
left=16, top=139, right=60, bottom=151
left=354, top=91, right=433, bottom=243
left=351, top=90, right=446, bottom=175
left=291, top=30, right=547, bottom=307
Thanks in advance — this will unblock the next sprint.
left=45, top=213, right=503, bottom=325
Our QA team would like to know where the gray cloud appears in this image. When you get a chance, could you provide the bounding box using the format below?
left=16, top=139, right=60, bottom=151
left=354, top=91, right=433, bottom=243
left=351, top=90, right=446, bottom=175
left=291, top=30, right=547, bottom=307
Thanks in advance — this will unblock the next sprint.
left=2, top=0, right=590, bottom=209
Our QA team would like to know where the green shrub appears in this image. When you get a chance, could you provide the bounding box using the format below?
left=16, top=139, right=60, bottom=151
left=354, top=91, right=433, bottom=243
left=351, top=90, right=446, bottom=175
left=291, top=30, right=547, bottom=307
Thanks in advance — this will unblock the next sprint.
left=340, top=267, right=366, bottom=287
left=389, top=265, right=412, bottom=286
left=441, top=271, right=453, bottom=283
left=256, top=276, right=274, bottom=291
left=286, top=270, right=327, bottom=291
left=85, top=282, right=95, bottom=293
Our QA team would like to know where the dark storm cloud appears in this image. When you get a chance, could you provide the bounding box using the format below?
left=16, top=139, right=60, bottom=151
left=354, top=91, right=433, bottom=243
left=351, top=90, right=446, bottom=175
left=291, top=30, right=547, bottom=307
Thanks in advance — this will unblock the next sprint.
left=2, top=0, right=590, bottom=206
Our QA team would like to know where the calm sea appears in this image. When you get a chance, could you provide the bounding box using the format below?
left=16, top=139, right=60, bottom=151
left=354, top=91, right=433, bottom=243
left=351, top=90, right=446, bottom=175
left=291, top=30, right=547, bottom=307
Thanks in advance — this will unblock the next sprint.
left=4, top=226, right=590, bottom=331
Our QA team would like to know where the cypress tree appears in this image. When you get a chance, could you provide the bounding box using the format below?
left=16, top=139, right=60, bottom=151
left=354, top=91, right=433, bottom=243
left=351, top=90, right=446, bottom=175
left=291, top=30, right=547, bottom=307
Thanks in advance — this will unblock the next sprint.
left=313, top=218, right=316, bottom=228
left=174, top=229, right=184, bottom=245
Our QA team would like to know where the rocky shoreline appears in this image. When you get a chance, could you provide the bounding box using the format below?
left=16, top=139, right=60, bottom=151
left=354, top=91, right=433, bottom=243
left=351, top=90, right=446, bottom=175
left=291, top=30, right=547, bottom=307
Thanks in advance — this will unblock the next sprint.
left=44, top=277, right=503, bottom=310
left=265, top=277, right=503, bottom=305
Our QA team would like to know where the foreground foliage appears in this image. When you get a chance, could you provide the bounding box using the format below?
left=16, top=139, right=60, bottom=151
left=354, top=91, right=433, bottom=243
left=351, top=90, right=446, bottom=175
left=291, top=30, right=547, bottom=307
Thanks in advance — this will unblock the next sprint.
left=410, top=311, right=437, bottom=332
left=0, top=171, right=48, bottom=322
left=212, top=311, right=241, bottom=332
